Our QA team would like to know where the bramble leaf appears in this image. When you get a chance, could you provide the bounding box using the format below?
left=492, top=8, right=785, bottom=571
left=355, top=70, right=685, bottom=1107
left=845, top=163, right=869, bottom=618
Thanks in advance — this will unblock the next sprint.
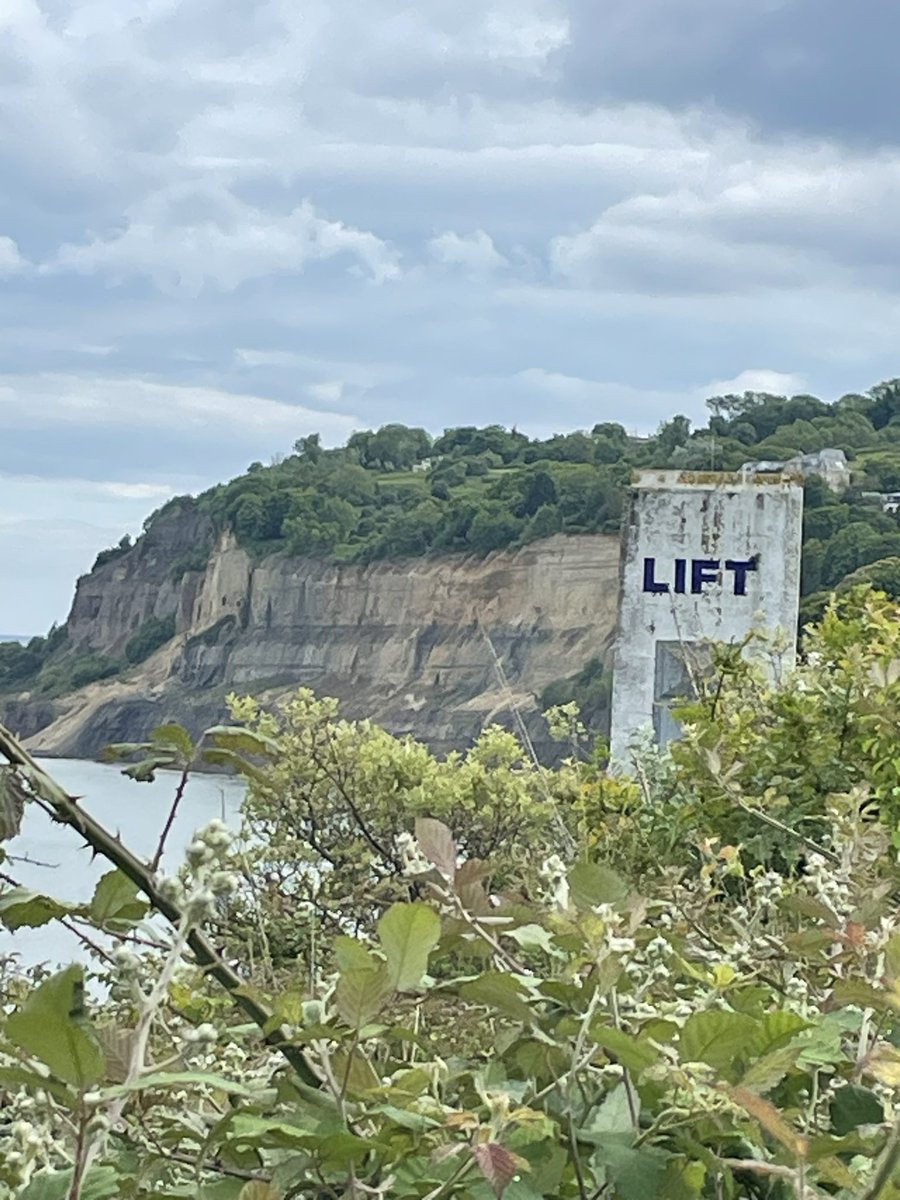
left=377, top=902, right=441, bottom=991
left=5, top=965, right=104, bottom=1088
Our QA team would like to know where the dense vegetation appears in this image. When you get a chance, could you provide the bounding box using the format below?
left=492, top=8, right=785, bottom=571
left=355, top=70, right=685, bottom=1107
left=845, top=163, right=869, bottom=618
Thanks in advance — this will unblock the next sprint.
left=162, top=380, right=900, bottom=589
left=3, top=591, right=900, bottom=1197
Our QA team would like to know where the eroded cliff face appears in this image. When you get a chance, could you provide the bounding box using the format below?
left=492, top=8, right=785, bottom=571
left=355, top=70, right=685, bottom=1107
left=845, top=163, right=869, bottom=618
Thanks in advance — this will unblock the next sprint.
left=14, top=521, right=621, bottom=760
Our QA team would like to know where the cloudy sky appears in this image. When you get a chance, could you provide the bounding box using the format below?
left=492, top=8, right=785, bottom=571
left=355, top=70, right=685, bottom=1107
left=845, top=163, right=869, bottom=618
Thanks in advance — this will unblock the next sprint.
left=2, top=0, right=899, bottom=633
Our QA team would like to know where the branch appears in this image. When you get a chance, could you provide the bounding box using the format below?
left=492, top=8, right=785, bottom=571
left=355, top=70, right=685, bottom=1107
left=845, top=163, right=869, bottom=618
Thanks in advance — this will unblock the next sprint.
left=854, top=1120, right=900, bottom=1200
left=719, top=1158, right=828, bottom=1200
left=729, top=791, right=840, bottom=864
left=150, top=765, right=191, bottom=872
left=317, top=734, right=401, bottom=872
left=0, top=722, right=321, bottom=1089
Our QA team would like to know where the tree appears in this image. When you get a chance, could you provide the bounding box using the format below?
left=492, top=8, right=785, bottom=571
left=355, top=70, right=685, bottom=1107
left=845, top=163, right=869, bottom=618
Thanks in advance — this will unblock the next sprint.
left=294, top=432, right=323, bottom=462
left=517, top=466, right=558, bottom=516
left=869, top=378, right=900, bottom=429
left=821, top=523, right=884, bottom=588
left=466, top=502, right=524, bottom=553
left=656, top=414, right=691, bottom=457
left=838, top=556, right=900, bottom=598
left=355, top=424, right=432, bottom=470
left=521, top=503, right=562, bottom=543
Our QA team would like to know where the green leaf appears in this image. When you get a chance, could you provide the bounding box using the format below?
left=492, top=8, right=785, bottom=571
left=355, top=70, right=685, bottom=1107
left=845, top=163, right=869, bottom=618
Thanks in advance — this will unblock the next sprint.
left=200, top=748, right=269, bottom=783
left=333, top=936, right=376, bottom=974
left=198, top=1183, right=246, bottom=1200
left=659, top=1157, right=707, bottom=1200
left=829, top=1085, right=885, bottom=1135
left=0, top=1064, right=76, bottom=1106
left=832, top=978, right=892, bottom=1011
left=5, top=965, right=104, bottom=1087
left=506, top=924, right=556, bottom=955
left=591, top=1025, right=659, bottom=1075
left=335, top=963, right=391, bottom=1029
left=567, top=862, right=629, bottom=910
left=592, top=1140, right=669, bottom=1200
left=205, top=726, right=281, bottom=757
left=678, top=1011, right=758, bottom=1075
left=330, top=1046, right=381, bottom=1095
left=580, top=1084, right=635, bottom=1140
left=151, top=722, right=196, bottom=757
left=123, top=754, right=176, bottom=782
left=885, top=932, right=900, bottom=981
left=752, top=1011, right=810, bottom=1055
left=102, top=741, right=152, bottom=762
left=315, top=1131, right=378, bottom=1168
left=377, top=902, right=441, bottom=991
left=459, top=972, right=533, bottom=1022
left=370, top=1103, right=441, bottom=1131
left=90, top=869, right=148, bottom=924
left=740, top=1044, right=805, bottom=1094
left=0, top=888, right=76, bottom=931
left=795, top=1015, right=849, bottom=1068
left=19, top=1168, right=120, bottom=1200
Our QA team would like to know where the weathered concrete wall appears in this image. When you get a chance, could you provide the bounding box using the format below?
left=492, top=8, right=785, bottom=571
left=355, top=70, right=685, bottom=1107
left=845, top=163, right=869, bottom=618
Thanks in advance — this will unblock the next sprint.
left=609, top=471, right=803, bottom=762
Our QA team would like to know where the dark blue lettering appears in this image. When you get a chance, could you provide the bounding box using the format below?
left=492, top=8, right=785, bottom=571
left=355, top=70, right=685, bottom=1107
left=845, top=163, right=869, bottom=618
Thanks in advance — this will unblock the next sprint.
left=725, top=557, right=758, bottom=596
left=642, top=557, right=669, bottom=593
left=691, top=558, right=720, bottom=594
left=673, top=558, right=687, bottom=594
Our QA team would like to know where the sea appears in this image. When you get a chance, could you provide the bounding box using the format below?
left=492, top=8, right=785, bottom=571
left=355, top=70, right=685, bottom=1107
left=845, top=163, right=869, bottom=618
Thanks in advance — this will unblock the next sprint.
left=0, top=757, right=247, bottom=971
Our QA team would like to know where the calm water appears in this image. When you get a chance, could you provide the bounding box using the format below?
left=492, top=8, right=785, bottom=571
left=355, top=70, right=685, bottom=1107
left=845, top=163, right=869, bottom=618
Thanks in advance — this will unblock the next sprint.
left=0, top=758, right=246, bottom=969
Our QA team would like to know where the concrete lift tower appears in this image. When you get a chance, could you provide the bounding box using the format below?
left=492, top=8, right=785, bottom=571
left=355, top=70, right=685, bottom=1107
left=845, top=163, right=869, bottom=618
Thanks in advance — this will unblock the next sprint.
left=609, top=470, right=804, bottom=764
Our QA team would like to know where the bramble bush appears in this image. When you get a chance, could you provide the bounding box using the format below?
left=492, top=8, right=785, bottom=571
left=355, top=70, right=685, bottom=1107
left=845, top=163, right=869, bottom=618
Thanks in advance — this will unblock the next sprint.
left=2, top=591, right=900, bottom=1197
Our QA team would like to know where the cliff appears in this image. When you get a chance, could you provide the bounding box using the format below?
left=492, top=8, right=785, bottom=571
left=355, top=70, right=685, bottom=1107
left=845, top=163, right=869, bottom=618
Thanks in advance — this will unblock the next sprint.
left=5, top=511, right=621, bottom=759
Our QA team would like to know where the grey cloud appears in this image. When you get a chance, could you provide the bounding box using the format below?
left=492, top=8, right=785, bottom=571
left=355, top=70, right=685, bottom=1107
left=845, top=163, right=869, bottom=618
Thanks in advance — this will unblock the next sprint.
left=556, top=0, right=900, bottom=144
left=1, top=0, right=900, bottom=631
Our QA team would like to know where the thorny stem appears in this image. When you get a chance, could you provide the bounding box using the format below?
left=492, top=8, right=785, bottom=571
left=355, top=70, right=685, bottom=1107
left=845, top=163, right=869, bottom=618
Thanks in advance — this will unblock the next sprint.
left=421, top=1152, right=476, bottom=1200
left=568, top=1116, right=589, bottom=1200
left=121, top=1135, right=270, bottom=1183
left=428, top=877, right=528, bottom=974
left=610, top=988, right=640, bottom=1130
left=529, top=981, right=603, bottom=1108
left=719, top=1158, right=827, bottom=1200
left=67, top=1103, right=89, bottom=1200
left=150, top=764, right=191, bottom=873
left=0, top=721, right=321, bottom=1089
left=59, top=916, right=116, bottom=965
left=5, top=852, right=59, bottom=868
left=717, top=774, right=840, bottom=864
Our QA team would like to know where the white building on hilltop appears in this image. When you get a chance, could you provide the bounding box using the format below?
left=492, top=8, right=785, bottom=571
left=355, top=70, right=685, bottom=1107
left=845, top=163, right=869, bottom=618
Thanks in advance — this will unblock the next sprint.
left=740, top=447, right=850, bottom=493
left=609, top=471, right=804, bottom=764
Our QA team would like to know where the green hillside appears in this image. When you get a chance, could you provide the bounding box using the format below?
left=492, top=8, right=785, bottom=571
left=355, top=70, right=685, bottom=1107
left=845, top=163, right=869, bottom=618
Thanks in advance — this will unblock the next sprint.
left=4, top=378, right=900, bottom=701
left=156, top=378, right=900, bottom=598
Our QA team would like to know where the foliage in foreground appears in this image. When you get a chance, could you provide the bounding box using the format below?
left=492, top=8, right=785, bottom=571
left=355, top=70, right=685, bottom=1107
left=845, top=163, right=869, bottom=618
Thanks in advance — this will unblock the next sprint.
left=3, top=593, right=900, bottom=1196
